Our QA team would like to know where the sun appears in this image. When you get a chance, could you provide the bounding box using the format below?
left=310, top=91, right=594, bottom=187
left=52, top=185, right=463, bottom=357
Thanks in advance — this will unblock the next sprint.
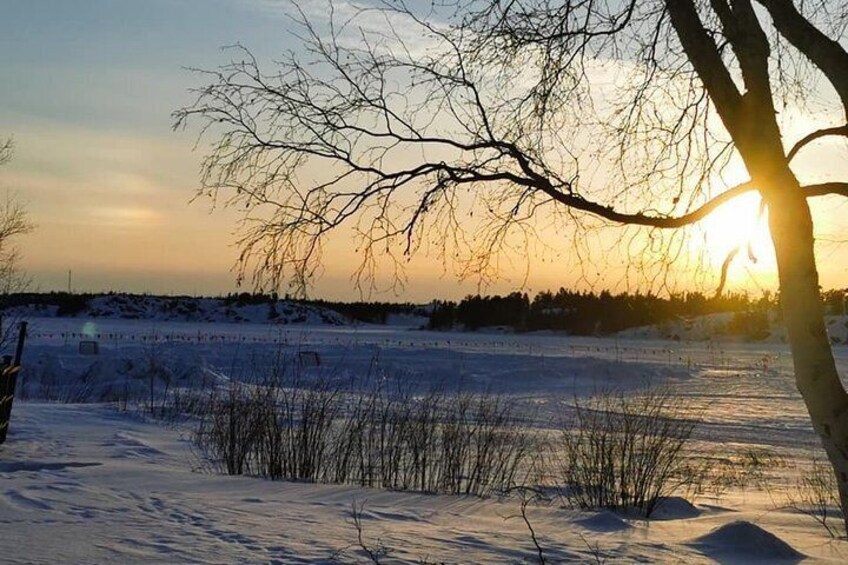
left=697, top=191, right=775, bottom=278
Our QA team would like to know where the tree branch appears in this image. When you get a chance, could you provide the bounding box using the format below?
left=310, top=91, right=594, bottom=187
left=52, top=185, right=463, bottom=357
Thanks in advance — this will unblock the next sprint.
left=803, top=182, right=848, bottom=199
left=756, top=0, right=848, bottom=119
left=788, top=125, right=848, bottom=162
left=545, top=180, right=848, bottom=229
left=175, top=2, right=848, bottom=294
left=665, top=0, right=744, bottom=131
left=541, top=181, right=755, bottom=228
left=0, top=138, right=12, bottom=166
left=715, top=246, right=741, bottom=297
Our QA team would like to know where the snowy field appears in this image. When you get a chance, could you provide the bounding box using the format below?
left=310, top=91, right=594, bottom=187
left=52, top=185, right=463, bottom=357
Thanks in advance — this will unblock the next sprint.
left=3, top=317, right=848, bottom=562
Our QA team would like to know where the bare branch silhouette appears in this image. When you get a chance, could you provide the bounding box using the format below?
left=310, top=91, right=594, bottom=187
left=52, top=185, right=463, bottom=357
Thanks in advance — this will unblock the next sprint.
left=177, top=0, right=848, bottom=529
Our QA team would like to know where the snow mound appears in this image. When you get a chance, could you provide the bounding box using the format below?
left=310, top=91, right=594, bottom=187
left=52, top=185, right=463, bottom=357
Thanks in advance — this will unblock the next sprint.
left=575, top=511, right=631, bottom=532
left=650, top=496, right=701, bottom=520
left=691, top=520, right=803, bottom=562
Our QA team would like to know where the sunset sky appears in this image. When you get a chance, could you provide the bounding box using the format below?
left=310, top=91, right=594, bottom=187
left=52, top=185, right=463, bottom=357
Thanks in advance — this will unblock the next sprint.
left=2, top=0, right=847, bottom=301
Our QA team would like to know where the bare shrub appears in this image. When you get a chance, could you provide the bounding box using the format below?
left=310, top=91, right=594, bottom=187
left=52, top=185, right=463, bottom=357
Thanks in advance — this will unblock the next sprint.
left=554, top=387, right=701, bottom=517
left=153, top=387, right=212, bottom=422
left=326, top=381, right=534, bottom=495
left=17, top=360, right=96, bottom=403
left=504, top=486, right=550, bottom=565
left=350, top=500, right=390, bottom=565
left=692, top=447, right=786, bottom=501
left=254, top=373, right=342, bottom=482
left=784, top=456, right=846, bottom=539
left=193, top=382, right=264, bottom=476
left=140, top=345, right=173, bottom=417
left=190, top=362, right=533, bottom=496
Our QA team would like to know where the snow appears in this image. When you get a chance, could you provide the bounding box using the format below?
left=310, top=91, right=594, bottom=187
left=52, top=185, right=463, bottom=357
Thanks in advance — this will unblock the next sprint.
left=1, top=316, right=848, bottom=562
left=16, top=316, right=847, bottom=452
left=691, top=520, right=805, bottom=562
left=574, top=510, right=632, bottom=532
left=650, top=497, right=702, bottom=521
left=1, top=403, right=845, bottom=563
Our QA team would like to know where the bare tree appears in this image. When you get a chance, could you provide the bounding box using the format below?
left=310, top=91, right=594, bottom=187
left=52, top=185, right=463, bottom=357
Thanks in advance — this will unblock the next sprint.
left=175, top=0, right=848, bottom=527
left=0, top=149, right=28, bottom=259
left=0, top=137, right=35, bottom=348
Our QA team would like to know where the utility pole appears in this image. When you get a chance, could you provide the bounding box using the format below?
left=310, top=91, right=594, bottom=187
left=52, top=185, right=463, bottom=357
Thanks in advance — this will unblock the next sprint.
left=68, top=270, right=72, bottom=294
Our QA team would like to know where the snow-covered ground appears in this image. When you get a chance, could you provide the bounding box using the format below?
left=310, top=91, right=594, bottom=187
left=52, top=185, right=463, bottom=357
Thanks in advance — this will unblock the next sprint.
left=2, top=402, right=846, bottom=563
left=3, top=316, right=848, bottom=562
left=619, top=312, right=848, bottom=345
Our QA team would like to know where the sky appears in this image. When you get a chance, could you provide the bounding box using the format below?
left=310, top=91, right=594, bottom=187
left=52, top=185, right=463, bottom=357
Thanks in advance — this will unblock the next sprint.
left=1, top=0, right=847, bottom=301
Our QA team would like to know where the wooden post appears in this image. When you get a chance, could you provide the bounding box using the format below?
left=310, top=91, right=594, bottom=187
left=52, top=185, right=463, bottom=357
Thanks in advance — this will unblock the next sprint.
left=14, top=321, right=27, bottom=366
left=0, top=359, right=13, bottom=444
left=0, top=322, right=28, bottom=444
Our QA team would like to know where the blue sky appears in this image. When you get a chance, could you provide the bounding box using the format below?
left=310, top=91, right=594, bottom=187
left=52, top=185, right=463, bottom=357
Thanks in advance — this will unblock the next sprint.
left=0, top=1, right=296, bottom=295
left=2, top=1, right=283, bottom=129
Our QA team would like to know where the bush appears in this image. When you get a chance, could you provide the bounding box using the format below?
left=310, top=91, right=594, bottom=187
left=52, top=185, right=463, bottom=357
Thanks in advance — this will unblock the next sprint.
left=193, top=382, right=264, bottom=476
left=553, top=387, right=701, bottom=517
left=254, top=373, right=342, bottom=481
left=691, top=447, right=785, bottom=500
left=190, top=366, right=534, bottom=496
left=189, top=370, right=705, bottom=511
left=725, top=311, right=770, bottom=341
left=784, top=456, right=846, bottom=538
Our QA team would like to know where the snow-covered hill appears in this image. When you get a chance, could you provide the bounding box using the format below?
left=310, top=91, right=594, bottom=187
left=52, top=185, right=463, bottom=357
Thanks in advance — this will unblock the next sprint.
left=4, top=294, right=352, bottom=325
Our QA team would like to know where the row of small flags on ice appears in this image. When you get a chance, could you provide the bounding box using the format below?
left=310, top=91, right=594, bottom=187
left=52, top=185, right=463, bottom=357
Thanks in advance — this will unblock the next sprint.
left=19, top=331, right=782, bottom=370
left=27, top=331, right=707, bottom=351
left=30, top=331, right=303, bottom=344
left=27, top=332, right=669, bottom=351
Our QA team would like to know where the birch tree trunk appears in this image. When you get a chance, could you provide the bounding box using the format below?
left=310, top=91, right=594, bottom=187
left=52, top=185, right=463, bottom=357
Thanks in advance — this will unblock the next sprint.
left=768, top=179, right=848, bottom=529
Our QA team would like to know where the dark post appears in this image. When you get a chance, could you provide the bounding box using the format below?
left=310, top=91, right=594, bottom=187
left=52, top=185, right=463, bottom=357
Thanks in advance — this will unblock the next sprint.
left=0, top=358, right=8, bottom=444
left=0, top=322, right=28, bottom=444
left=13, top=321, right=27, bottom=366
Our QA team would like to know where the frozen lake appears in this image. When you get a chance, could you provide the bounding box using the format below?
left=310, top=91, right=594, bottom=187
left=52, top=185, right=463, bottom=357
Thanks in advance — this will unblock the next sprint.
left=18, top=316, right=848, bottom=457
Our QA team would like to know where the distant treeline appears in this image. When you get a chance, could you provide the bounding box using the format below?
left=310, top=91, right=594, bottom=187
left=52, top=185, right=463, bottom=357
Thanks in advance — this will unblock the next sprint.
left=427, top=289, right=782, bottom=334
left=299, top=300, right=426, bottom=324
left=1, top=288, right=845, bottom=331
left=0, top=291, right=93, bottom=316
left=824, top=290, right=848, bottom=316
left=220, top=293, right=428, bottom=324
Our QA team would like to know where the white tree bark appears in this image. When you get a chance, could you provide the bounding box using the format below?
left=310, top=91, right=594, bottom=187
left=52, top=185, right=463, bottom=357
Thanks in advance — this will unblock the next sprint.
left=768, top=182, right=848, bottom=529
